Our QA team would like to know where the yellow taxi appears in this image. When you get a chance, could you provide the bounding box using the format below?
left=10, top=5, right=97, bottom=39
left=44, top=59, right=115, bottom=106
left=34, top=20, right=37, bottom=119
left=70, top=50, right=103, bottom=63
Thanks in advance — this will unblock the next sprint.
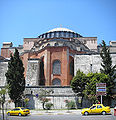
left=81, top=104, right=111, bottom=115
left=7, top=107, right=30, bottom=116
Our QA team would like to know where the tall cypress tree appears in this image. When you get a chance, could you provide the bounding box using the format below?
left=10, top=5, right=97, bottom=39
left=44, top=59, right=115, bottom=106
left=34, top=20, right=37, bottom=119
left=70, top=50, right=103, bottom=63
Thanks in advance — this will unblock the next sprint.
left=100, top=40, right=116, bottom=105
left=5, top=48, right=25, bottom=106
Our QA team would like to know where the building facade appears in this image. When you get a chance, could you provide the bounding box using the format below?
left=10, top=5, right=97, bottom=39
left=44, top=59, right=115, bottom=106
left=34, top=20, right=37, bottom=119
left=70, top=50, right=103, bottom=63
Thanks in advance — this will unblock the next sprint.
left=1, top=28, right=98, bottom=87
left=0, top=28, right=116, bottom=109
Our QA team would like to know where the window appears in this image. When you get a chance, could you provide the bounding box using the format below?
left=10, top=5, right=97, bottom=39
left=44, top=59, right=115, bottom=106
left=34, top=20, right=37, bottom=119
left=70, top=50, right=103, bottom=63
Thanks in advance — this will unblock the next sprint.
left=47, top=43, right=50, bottom=46
left=60, top=32, right=64, bottom=37
left=70, top=33, right=73, bottom=38
left=66, top=32, right=69, bottom=38
left=80, top=48, right=83, bottom=51
left=97, top=105, right=102, bottom=109
left=47, top=33, right=50, bottom=38
left=84, top=40, right=86, bottom=44
left=51, top=33, right=54, bottom=38
left=56, top=32, right=59, bottom=38
left=74, top=34, right=78, bottom=38
left=52, top=60, right=61, bottom=74
left=54, top=43, right=59, bottom=46
left=90, top=106, right=96, bottom=109
left=43, top=34, right=46, bottom=38
left=64, top=32, right=66, bottom=37
left=52, top=78, right=61, bottom=86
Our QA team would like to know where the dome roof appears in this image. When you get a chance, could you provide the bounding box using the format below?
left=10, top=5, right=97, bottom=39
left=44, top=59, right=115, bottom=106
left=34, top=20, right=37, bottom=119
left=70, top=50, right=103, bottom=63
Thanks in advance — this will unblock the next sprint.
left=38, top=27, right=82, bottom=38
left=47, top=27, right=74, bottom=33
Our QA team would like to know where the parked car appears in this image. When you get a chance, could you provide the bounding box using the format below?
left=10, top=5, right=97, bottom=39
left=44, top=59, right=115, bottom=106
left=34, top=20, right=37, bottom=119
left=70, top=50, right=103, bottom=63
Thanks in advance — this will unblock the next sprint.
left=81, top=104, right=111, bottom=115
left=7, top=107, right=30, bottom=116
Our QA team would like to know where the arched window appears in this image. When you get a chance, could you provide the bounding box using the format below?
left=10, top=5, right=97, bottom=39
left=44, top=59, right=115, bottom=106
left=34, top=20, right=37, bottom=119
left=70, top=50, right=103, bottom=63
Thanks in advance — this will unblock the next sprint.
left=52, top=78, right=61, bottom=86
left=80, top=48, right=83, bottom=51
left=66, top=32, right=69, bottom=38
left=52, top=60, right=61, bottom=74
left=51, top=32, right=54, bottom=38
left=56, top=32, right=59, bottom=38
left=47, top=33, right=50, bottom=38
left=47, top=43, right=50, bottom=46
left=54, top=43, right=59, bottom=46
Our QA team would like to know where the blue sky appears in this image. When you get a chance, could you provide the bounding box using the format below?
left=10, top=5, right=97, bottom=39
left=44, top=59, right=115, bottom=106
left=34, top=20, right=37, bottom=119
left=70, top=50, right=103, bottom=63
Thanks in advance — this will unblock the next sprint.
left=0, top=0, right=116, bottom=51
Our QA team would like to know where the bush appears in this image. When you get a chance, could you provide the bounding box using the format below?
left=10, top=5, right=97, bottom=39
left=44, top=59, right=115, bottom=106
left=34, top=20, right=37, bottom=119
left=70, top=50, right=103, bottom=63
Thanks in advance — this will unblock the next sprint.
left=64, top=100, right=76, bottom=109
left=45, top=103, right=53, bottom=110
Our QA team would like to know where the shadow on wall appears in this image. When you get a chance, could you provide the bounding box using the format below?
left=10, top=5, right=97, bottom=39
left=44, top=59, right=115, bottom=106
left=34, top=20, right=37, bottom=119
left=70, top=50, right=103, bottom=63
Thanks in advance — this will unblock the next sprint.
left=25, top=94, right=35, bottom=109
left=75, top=96, right=91, bottom=109
left=39, top=57, right=45, bottom=85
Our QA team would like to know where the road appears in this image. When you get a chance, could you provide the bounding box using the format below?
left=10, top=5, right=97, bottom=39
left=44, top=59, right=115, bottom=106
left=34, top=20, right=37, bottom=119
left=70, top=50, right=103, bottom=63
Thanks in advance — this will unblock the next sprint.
left=3, top=114, right=116, bottom=120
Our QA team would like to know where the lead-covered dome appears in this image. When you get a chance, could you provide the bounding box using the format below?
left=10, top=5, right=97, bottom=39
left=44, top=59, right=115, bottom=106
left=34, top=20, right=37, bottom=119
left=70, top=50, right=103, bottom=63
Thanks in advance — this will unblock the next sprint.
left=47, top=28, right=74, bottom=33
left=38, top=27, right=82, bottom=39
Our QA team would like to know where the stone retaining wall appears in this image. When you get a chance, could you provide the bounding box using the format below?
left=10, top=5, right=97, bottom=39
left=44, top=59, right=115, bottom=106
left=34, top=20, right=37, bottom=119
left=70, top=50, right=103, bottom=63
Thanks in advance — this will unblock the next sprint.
left=24, top=86, right=76, bottom=109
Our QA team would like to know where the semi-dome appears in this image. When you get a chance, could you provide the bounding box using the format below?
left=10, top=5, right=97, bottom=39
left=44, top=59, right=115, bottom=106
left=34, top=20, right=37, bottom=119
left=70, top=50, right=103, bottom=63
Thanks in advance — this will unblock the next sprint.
left=38, top=27, right=82, bottom=39
left=47, top=27, right=74, bottom=33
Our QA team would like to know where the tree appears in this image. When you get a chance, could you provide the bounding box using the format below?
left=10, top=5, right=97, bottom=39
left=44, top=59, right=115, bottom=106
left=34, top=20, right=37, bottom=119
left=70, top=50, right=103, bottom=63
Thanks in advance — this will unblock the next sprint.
left=5, top=48, right=25, bottom=106
left=83, top=72, right=110, bottom=104
left=0, top=87, right=7, bottom=120
left=36, top=88, right=53, bottom=109
left=24, top=98, right=29, bottom=108
left=71, top=70, right=88, bottom=107
left=64, top=100, right=76, bottom=110
left=100, top=40, right=116, bottom=105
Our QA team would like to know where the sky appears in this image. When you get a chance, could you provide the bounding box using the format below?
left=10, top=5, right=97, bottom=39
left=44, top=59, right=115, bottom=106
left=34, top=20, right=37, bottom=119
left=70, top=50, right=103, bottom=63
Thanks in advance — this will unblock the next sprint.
left=0, top=0, right=116, bottom=52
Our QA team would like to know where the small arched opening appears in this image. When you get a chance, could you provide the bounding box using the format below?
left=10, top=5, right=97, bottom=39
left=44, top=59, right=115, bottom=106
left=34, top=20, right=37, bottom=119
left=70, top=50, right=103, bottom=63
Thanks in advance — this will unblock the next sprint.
left=52, top=78, right=61, bottom=86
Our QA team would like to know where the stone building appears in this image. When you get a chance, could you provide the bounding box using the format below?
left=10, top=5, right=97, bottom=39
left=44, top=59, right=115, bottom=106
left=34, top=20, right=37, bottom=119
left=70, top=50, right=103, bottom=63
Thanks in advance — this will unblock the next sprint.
left=1, top=28, right=98, bottom=87
left=0, top=27, right=116, bottom=109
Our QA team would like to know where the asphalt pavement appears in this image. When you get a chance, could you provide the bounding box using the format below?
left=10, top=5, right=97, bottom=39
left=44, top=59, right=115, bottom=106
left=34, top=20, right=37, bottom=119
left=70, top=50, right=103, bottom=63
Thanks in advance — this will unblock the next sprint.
left=0, top=108, right=116, bottom=120
left=30, top=108, right=115, bottom=115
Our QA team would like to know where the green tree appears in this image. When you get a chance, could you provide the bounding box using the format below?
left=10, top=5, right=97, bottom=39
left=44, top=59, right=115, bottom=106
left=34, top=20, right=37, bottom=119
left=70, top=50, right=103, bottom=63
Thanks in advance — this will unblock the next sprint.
left=64, top=100, right=76, bottom=110
left=100, top=40, right=116, bottom=105
left=24, top=98, right=29, bottom=108
left=0, top=87, right=7, bottom=120
left=71, top=70, right=88, bottom=107
left=83, top=73, right=110, bottom=104
left=5, top=48, right=25, bottom=107
left=37, top=88, right=53, bottom=109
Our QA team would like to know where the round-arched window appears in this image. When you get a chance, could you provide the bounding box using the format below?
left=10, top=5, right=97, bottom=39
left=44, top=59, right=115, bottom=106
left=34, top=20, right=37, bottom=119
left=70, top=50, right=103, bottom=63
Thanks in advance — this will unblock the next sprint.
left=47, top=43, right=50, bottom=46
left=52, top=78, right=61, bottom=86
left=54, top=43, right=59, bottom=46
left=52, top=60, right=61, bottom=74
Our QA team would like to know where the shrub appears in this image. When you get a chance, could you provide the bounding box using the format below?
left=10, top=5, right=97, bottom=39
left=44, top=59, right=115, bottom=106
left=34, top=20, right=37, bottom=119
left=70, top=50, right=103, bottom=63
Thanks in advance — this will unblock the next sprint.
left=64, top=100, right=76, bottom=109
left=45, top=103, right=53, bottom=110
left=24, top=98, right=29, bottom=108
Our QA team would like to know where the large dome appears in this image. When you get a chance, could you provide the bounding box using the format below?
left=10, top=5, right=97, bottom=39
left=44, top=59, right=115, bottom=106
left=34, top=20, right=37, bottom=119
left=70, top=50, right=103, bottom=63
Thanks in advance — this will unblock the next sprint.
left=47, top=27, right=74, bottom=33
left=38, top=27, right=82, bottom=38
